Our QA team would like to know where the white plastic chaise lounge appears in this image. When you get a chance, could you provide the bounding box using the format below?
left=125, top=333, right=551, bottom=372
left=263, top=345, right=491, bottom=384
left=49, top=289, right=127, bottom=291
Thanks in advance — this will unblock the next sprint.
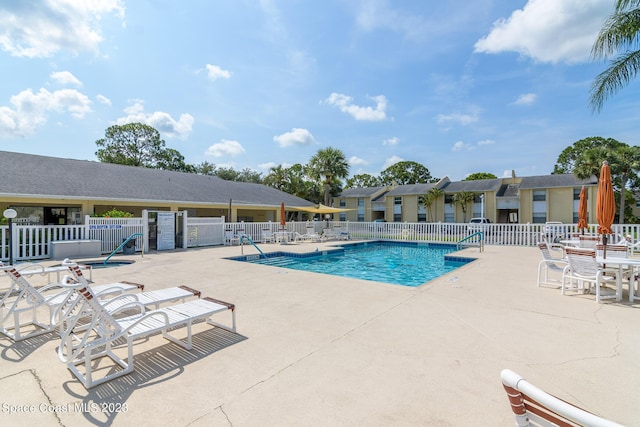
left=536, top=242, right=568, bottom=288
left=0, top=265, right=200, bottom=341
left=501, top=369, right=623, bottom=427
left=0, top=260, right=93, bottom=283
left=63, top=260, right=201, bottom=310
left=56, top=279, right=236, bottom=388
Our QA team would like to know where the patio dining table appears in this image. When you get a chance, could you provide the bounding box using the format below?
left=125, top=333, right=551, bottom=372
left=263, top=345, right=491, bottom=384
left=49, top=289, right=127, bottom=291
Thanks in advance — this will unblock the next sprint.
left=596, top=255, right=640, bottom=302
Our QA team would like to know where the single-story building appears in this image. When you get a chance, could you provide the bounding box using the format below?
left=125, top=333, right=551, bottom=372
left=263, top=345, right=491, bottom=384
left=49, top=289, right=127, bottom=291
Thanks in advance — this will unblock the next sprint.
left=0, top=150, right=314, bottom=225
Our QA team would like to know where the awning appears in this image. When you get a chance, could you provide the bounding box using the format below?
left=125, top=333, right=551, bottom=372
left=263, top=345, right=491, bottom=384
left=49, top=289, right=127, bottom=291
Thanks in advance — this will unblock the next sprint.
left=292, top=203, right=354, bottom=214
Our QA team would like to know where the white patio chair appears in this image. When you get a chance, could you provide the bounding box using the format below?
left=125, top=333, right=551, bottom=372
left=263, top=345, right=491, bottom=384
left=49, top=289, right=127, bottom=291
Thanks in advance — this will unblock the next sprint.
left=501, top=369, right=623, bottom=427
left=294, top=232, right=311, bottom=243
left=225, top=230, right=240, bottom=245
left=261, top=228, right=275, bottom=243
left=536, top=243, right=568, bottom=288
left=562, top=247, right=619, bottom=303
left=56, top=278, right=236, bottom=388
left=305, top=226, right=322, bottom=242
left=322, top=228, right=338, bottom=240
left=578, top=235, right=600, bottom=249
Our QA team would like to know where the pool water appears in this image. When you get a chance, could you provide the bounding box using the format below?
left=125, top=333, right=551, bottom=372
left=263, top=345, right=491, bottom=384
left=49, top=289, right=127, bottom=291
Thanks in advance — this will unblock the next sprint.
left=229, top=241, right=474, bottom=287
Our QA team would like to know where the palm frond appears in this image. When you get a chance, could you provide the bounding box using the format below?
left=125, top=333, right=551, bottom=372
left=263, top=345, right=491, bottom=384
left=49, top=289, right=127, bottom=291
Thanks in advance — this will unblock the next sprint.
left=589, top=49, right=640, bottom=112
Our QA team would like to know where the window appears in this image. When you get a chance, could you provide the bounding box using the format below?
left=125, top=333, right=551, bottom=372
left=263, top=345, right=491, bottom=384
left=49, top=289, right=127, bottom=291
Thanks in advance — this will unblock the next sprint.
left=532, top=190, right=546, bottom=201
left=532, top=213, right=546, bottom=223
left=394, top=197, right=402, bottom=205
left=573, top=188, right=581, bottom=200
left=444, top=195, right=453, bottom=204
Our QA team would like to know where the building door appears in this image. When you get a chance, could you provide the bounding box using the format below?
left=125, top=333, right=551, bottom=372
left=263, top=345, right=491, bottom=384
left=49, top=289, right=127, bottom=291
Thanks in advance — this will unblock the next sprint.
left=44, top=207, right=67, bottom=225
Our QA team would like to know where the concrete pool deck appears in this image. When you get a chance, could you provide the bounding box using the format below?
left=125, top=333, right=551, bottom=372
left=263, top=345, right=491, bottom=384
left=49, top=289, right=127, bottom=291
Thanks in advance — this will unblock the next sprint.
left=0, top=242, right=638, bottom=426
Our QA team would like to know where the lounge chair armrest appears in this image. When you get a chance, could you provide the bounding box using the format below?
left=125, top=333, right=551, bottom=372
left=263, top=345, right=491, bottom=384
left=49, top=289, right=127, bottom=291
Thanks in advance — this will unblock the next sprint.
left=121, top=311, right=170, bottom=334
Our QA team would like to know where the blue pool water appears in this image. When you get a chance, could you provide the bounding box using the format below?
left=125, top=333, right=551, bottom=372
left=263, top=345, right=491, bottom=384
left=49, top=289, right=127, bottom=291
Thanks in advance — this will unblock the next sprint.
left=228, top=241, right=475, bottom=287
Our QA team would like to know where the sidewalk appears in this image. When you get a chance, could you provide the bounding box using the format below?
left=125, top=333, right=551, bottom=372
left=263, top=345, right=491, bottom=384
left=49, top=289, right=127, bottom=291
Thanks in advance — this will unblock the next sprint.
left=0, top=243, right=637, bottom=426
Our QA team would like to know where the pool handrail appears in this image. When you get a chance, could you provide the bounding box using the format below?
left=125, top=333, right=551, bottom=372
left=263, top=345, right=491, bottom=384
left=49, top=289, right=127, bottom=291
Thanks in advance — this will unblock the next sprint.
left=457, top=232, right=484, bottom=252
left=239, top=234, right=267, bottom=258
left=104, top=233, right=143, bottom=265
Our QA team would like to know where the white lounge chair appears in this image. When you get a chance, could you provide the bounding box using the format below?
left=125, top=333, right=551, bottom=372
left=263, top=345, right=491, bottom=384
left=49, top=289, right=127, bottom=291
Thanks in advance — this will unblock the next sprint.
left=294, top=232, right=311, bottom=243
left=56, top=279, right=236, bottom=388
left=562, top=247, right=619, bottom=303
left=0, top=260, right=93, bottom=283
left=536, top=243, right=568, bottom=288
left=501, top=369, right=623, bottom=427
left=0, top=264, right=200, bottom=341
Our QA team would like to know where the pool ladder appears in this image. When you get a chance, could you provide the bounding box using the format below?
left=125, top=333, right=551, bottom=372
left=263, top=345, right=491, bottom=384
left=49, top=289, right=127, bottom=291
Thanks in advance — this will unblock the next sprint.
left=240, top=234, right=267, bottom=258
left=103, top=233, right=143, bottom=265
left=457, top=231, right=484, bottom=252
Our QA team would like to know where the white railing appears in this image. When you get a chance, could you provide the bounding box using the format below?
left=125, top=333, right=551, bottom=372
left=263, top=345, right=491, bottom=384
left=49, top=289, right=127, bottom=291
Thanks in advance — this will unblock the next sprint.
left=2, top=219, right=640, bottom=262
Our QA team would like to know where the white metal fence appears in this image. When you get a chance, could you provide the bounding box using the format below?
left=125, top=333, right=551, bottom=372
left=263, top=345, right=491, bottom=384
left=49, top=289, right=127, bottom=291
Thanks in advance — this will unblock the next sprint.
left=2, top=218, right=640, bottom=262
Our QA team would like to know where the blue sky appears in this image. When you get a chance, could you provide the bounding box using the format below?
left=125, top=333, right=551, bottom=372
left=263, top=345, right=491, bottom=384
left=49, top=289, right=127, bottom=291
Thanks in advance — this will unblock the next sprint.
left=1, top=0, right=638, bottom=182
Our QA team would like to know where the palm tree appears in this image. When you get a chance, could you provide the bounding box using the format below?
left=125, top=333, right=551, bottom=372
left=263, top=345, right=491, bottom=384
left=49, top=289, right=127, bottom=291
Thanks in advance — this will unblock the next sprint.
left=611, top=145, right=640, bottom=223
left=264, top=165, right=288, bottom=191
left=590, top=0, right=640, bottom=112
left=420, top=188, right=444, bottom=221
left=452, top=191, right=476, bottom=222
left=308, top=147, right=349, bottom=206
left=419, top=193, right=434, bottom=221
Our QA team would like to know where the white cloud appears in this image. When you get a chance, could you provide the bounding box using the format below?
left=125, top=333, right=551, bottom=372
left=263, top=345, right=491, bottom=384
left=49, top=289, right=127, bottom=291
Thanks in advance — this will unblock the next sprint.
left=513, top=93, right=537, bottom=106
left=205, top=64, right=232, bottom=81
left=349, top=156, right=368, bottom=166
left=96, top=94, right=112, bottom=106
left=0, top=87, right=92, bottom=138
left=383, top=155, right=404, bottom=169
left=354, top=0, right=429, bottom=41
left=452, top=141, right=473, bottom=152
left=477, top=139, right=496, bottom=146
left=50, top=71, right=82, bottom=86
left=205, top=139, right=245, bottom=158
left=437, top=110, right=479, bottom=126
left=116, top=100, right=194, bottom=139
left=325, top=93, right=387, bottom=121
left=383, top=136, right=399, bottom=146
left=474, top=0, right=611, bottom=64
left=0, top=0, right=125, bottom=58
left=258, top=161, right=279, bottom=171
left=273, top=128, right=317, bottom=147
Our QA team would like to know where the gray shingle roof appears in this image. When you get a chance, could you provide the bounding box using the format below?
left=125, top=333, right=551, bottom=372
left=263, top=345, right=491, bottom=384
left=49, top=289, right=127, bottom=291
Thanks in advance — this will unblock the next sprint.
left=518, top=174, right=597, bottom=189
left=0, top=151, right=313, bottom=207
left=440, top=179, right=503, bottom=193
left=339, top=186, right=387, bottom=197
left=385, top=183, right=438, bottom=196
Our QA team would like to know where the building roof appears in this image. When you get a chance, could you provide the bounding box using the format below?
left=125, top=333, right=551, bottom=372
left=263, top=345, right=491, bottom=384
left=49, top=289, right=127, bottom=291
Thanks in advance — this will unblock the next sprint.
left=0, top=151, right=313, bottom=207
left=518, top=174, right=597, bottom=189
left=338, top=186, right=388, bottom=198
left=385, top=183, right=438, bottom=196
left=440, top=178, right=503, bottom=193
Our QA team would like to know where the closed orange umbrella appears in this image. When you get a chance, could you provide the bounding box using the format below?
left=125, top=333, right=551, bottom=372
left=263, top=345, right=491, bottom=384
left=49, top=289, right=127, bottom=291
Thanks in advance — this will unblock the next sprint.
left=577, top=186, right=588, bottom=234
left=596, top=161, right=615, bottom=256
left=280, top=202, right=286, bottom=228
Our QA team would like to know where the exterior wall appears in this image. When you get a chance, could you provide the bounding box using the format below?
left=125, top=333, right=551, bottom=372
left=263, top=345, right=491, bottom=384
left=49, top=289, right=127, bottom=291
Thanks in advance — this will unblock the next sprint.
left=402, top=195, right=419, bottom=222
left=0, top=196, right=284, bottom=224
left=547, top=188, right=575, bottom=223
left=519, top=189, right=533, bottom=223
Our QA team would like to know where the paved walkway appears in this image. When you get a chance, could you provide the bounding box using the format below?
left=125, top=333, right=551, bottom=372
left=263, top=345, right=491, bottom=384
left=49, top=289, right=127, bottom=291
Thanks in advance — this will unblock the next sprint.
left=0, top=242, right=637, bottom=426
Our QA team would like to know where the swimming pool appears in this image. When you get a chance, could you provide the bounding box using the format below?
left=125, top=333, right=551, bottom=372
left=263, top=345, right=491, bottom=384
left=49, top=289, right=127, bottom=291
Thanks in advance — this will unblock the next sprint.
left=228, top=241, right=475, bottom=287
